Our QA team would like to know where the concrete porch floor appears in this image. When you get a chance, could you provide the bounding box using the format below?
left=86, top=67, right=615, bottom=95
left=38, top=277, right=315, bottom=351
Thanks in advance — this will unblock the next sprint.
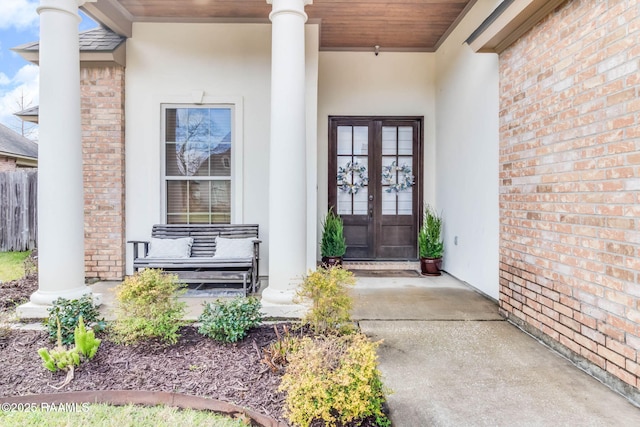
left=89, top=273, right=640, bottom=425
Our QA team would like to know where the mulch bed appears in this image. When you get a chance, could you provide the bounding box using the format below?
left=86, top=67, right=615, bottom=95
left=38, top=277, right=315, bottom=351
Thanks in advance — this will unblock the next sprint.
left=0, top=325, right=290, bottom=421
left=0, top=273, right=38, bottom=311
left=0, top=250, right=388, bottom=426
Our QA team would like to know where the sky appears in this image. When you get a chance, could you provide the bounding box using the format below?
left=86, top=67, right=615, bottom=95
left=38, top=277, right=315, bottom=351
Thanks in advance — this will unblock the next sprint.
left=0, top=0, right=97, bottom=140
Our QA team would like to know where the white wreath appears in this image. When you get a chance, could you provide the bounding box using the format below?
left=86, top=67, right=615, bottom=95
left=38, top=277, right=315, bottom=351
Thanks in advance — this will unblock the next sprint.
left=337, top=160, right=369, bottom=194
left=381, top=161, right=414, bottom=193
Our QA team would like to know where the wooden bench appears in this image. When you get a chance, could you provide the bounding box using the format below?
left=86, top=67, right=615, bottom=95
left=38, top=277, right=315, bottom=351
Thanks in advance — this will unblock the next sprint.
left=129, top=224, right=260, bottom=295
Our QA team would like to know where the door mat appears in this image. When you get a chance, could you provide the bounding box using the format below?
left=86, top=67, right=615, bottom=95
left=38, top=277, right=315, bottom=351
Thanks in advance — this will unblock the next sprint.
left=183, top=289, right=245, bottom=298
left=349, top=269, right=422, bottom=278
left=184, top=284, right=246, bottom=298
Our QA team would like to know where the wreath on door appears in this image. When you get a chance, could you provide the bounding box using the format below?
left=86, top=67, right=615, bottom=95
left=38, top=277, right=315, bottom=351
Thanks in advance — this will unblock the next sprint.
left=337, top=160, right=369, bottom=194
left=381, top=161, right=414, bottom=193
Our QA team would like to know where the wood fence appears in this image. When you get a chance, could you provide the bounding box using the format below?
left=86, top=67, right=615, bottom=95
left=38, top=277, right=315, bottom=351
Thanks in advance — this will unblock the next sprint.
left=0, top=170, right=37, bottom=252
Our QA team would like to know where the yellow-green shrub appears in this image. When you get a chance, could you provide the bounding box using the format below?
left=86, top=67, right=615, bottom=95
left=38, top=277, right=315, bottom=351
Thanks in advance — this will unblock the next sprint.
left=279, top=333, right=390, bottom=427
left=296, top=267, right=356, bottom=335
left=110, top=269, right=187, bottom=345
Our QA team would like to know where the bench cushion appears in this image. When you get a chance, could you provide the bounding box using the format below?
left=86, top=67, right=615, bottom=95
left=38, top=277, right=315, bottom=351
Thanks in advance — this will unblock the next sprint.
left=213, top=236, right=255, bottom=259
left=146, top=237, right=193, bottom=258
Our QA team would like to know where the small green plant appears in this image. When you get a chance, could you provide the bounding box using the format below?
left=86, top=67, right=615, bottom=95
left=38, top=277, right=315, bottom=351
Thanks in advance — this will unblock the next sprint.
left=45, top=294, right=105, bottom=345
left=279, top=333, right=390, bottom=427
left=37, top=315, right=102, bottom=389
left=198, top=297, right=262, bottom=343
left=111, top=269, right=187, bottom=345
left=418, top=204, right=444, bottom=259
left=320, top=208, right=347, bottom=257
left=296, top=267, right=356, bottom=335
left=74, top=315, right=102, bottom=360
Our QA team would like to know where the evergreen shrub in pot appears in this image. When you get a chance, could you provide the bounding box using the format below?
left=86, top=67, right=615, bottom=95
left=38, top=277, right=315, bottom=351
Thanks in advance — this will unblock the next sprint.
left=418, top=204, right=444, bottom=276
left=320, top=207, right=347, bottom=267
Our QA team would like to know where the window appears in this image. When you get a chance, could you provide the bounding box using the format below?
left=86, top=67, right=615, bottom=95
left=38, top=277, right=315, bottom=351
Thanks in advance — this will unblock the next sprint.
left=163, top=105, right=233, bottom=224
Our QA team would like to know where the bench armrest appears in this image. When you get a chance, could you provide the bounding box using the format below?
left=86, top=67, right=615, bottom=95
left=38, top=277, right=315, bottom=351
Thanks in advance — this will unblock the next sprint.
left=128, top=240, right=150, bottom=260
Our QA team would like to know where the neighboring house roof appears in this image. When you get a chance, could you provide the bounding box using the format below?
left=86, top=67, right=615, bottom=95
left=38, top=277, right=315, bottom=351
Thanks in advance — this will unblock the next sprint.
left=0, top=123, right=38, bottom=161
left=15, top=106, right=39, bottom=124
left=12, top=26, right=127, bottom=66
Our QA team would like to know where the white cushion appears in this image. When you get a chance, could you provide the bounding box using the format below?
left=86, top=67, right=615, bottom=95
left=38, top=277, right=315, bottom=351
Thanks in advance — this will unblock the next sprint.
left=213, top=237, right=254, bottom=259
left=146, top=237, right=193, bottom=259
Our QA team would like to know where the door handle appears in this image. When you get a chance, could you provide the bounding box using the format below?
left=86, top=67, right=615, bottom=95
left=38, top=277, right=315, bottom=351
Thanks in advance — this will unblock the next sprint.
left=369, top=207, right=373, bottom=218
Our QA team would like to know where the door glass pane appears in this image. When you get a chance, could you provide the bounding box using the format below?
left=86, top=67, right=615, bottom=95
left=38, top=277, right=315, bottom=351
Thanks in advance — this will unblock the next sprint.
left=337, top=129, right=368, bottom=215
left=398, top=191, right=412, bottom=215
left=382, top=127, right=397, bottom=155
left=353, top=126, right=368, bottom=155
left=382, top=191, right=396, bottom=215
left=337, top=190, right=352, bottom=215
left=337, top=126, right=352, bottom=155
left=398, top=126, right=413, bottom=155
left=353, top=190, right=368, bottom=215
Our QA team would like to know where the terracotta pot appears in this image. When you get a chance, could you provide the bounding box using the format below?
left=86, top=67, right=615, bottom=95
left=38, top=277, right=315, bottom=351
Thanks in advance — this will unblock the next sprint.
left=420, top=257, right=442, bottom=276
left=321, top=256, right=343, bottom=268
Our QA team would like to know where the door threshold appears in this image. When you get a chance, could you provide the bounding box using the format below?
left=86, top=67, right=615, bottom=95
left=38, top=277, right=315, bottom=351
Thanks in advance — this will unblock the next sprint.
left=342, top=260, right=419, bottom=271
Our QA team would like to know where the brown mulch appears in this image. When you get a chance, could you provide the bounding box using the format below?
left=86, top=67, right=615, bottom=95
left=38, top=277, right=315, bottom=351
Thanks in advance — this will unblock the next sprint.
left=0, top=325, right=290, bottom=421
left=0, top=274, right=38, bottom=311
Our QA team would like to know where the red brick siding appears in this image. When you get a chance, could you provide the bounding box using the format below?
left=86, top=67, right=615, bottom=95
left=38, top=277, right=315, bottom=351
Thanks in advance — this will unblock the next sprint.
left=0, top=156, right=17, bottom=171
left=499, top=0, right=640, bottom=391
left=81, top=65, right=125, bottom=280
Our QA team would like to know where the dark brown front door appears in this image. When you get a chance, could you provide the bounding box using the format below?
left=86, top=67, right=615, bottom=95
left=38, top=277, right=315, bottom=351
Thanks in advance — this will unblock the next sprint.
left=328, top=116, right=423, bottom=260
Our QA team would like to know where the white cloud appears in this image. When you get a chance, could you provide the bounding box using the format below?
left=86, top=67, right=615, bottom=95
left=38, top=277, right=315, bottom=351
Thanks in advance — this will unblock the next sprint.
left=0, top=64, right=39, bottom=139
left=0, top=72, right=10, bottom=85
left=0, top=0, right=39, bottom=30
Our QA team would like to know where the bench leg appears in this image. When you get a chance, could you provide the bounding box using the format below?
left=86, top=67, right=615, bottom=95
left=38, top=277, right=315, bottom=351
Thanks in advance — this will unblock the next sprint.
left=242, top=272, right=248, bottom=296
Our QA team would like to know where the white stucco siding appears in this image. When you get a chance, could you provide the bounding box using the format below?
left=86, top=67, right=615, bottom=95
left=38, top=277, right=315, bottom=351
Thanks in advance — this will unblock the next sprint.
left=317, top=52, right=437, bottom=258
left=435, top=0, right=502, bottom=299
left=124, top=22, right=319, bottom=276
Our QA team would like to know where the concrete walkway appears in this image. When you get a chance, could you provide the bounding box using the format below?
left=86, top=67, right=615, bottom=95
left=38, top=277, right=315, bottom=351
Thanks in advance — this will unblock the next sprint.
left=351, top=274, right=640, bottom=426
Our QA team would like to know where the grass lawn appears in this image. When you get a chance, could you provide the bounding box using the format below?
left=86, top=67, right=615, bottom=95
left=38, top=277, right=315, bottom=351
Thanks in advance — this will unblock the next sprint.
left=0, top=251, right=31, bottom=282
left=0, top=403, right=247, bottom=427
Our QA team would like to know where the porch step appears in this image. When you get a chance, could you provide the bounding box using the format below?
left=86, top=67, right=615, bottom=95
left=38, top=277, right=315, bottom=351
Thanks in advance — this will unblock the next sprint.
left=342, top=261, right=419, bottom=271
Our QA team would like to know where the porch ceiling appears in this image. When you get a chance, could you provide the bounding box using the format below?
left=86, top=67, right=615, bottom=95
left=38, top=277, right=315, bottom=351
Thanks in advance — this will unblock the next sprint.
left=82, top=0, right=478, bottom=52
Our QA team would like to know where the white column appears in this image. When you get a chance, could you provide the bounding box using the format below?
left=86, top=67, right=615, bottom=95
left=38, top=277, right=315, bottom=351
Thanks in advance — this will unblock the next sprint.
left=261, top=0, right=312, bottom=316
left=18, top=0, right=92, bottom=317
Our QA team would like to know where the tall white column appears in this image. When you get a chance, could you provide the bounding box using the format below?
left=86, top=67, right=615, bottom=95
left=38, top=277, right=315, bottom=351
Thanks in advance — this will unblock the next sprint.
left=19, top=0, right=91, bottom=316
left=262, top=0, right=312, bottom=316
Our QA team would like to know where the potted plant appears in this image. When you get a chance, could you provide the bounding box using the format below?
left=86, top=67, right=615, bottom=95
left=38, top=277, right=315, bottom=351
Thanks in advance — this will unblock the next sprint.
left=320, top=207, right=347, bottom=267
left=418, top=205, right=444, bottom=276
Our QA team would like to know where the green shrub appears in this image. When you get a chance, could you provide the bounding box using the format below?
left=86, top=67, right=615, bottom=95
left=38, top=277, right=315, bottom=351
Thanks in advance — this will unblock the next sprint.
left=296, top=267, right=356, bottom=335
left=320, top=208, right=347, bottom=257
left=111, top=269, right=187, bottom=345
left=45, top=295, right=105, bottom=345
left=418, top=204, right=444, bottom=259
left=198, top=297, right=262, bottom=343
left=279, top=333, right=390, bottom=427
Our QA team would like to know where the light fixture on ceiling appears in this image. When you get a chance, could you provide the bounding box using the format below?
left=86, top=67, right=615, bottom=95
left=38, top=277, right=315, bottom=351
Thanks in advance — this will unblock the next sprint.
left=374, top=45, right=380, bottom=56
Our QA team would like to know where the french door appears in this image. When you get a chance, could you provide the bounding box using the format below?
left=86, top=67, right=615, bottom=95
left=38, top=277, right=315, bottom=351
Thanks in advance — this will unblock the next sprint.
left=328, top=116, right=423, bottom=260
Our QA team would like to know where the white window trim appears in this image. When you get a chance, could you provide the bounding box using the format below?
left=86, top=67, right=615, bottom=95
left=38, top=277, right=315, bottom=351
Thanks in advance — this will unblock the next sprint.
left=158, top=95, right=244, bottom=224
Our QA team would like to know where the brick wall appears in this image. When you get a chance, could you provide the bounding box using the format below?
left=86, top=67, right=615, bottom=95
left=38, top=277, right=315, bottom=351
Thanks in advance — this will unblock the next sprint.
left=81, top=65, right=126, bottom=280
left=499, top=0, right=640, bottom=398
left=0, top=156, right=17, bottom=171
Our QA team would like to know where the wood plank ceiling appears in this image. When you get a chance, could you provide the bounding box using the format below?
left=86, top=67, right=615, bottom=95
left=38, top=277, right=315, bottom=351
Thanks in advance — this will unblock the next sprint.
left=107, top=0, right=477, bottom=51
